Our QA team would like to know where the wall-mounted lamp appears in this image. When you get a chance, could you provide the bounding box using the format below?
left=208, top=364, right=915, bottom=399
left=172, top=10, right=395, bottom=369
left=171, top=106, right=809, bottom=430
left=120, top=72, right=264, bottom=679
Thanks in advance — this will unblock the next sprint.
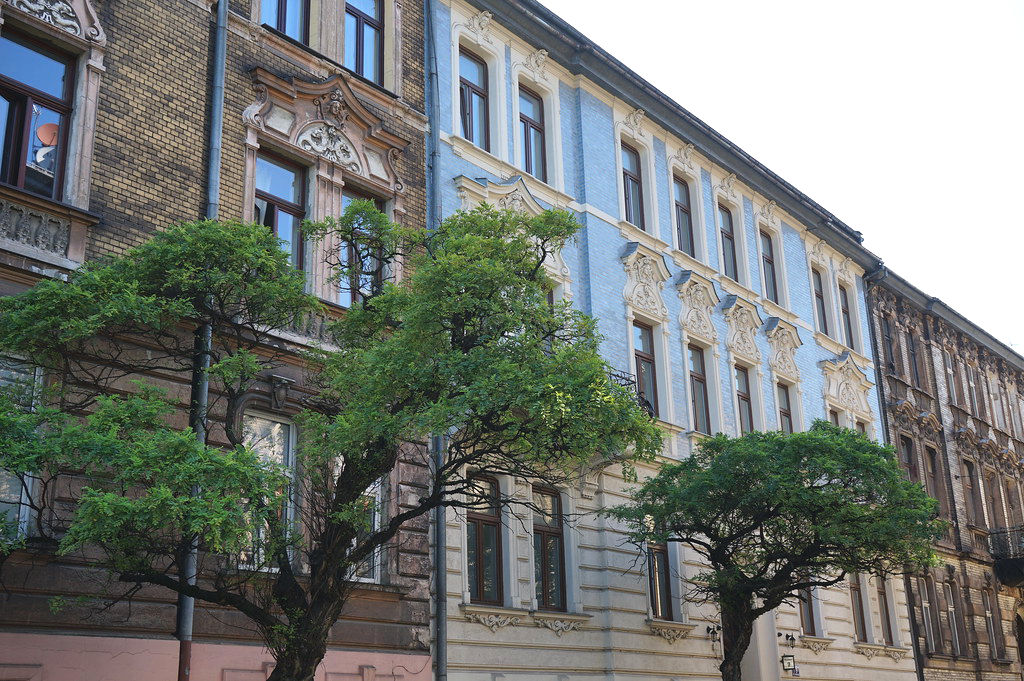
left=707, top=624, right=721, bottom=642
left=785, top=633, right=797, bottom=648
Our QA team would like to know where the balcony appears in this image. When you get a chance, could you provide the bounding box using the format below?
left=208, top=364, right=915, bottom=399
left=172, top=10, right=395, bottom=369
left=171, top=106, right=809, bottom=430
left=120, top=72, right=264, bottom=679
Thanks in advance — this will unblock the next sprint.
left=989, top=527, right=1024, bottom=586
left=608, top=368, right=656, bottom=418
left=0, top=183, right=96, bottom=271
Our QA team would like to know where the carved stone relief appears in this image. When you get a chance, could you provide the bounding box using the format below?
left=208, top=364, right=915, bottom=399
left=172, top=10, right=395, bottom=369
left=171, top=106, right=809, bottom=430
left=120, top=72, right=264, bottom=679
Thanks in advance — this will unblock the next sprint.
left=821, top=352, right=874, bottom=417
left=623, top=108, right=646, bottom=138
left=465, top=611, right=521, bottom=632
left=677, top=271, right=719, bottom=342
left=535, top=617, right=582, bottom=636
left=457, top=10, right=493, bottom=44
left=622, top=243, right=670, bottom=320
left=517, top=48, right=549, bottom=81
left=715, top=173, right=738, bottom=200
left=765, top=317, right=802, bottom=380
left=0, top=196, right=71, bottom=257
left=669, top=143, right=697, bottom=173
left=296, top=123, right=362, bottom=173
left=721, top=295, right=763, bottom=362
left=758, top=200, right=779, bottom=228
left=9, top=0, right=79, bottom=33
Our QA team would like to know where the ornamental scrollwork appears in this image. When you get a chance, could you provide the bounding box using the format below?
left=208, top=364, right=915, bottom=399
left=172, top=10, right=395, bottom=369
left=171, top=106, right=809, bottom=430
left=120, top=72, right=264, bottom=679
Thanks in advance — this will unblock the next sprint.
left=623, top=108, right=646, bottom=137
left=535, top=618, right=582, bottom=636
left=649, top=622, right=696, bottom=643
left=722, top=296, right=762, bottom=362
left=465, top=612, right=521, bottom=633
left=623, top=244, right=670, bottom=320
left=765, top=317, right=801, bottom=380
left=9, top=0, right=81, bottom=35
left=677, top=271, right=719, bottom=342
left=296, top=123, right=361, bottom=174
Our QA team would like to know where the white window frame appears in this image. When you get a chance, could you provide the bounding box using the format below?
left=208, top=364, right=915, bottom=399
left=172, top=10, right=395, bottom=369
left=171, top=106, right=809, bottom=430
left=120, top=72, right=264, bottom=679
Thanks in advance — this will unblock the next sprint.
left=731, top=359, right=763, bottom=436
left=510, top=65, right=564, bottom=192
left=627, top=314, right=672, bottom=423
left=684, top=338, right=723, bottom=436
left=873, top=574, right=901, bottom=647
left=774, top=378, right=804, bottom=434
left=754, top=222, right=789, bottom=310
left=615, top=130, right=658, bottom=237
left=459, top=472, right=516, bottom=607
left=713, top=191, right=749, bottom=288
left=810, top=264, right=835, bottom=339
left=666, top=161, right=706, bottom=264
left=240, top=410, right=297, bottom=571
left=451, top=24, right=508, bottom=161
left=835, top=279, right=863, bottom=353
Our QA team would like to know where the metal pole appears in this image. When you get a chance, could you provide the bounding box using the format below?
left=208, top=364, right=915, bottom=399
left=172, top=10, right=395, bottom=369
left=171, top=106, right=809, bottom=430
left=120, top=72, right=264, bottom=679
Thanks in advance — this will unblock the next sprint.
left=176, top=0, right=226, bottom=678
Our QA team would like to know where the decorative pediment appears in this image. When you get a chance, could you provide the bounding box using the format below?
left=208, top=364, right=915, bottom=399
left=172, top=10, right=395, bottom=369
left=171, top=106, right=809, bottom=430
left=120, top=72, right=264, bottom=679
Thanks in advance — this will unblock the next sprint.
left=721, top=295, right=763, bottom=362
left=677, top=270, right=719, bottom=342
left=821, top=352, right=874, bottom=418
left=241, top=69, right=409, bottom=199
left=3, top=0, right=106, bottom=44
left=622, top=242, right=670, bottom=320
left=765, top=317, right=802, bottom=380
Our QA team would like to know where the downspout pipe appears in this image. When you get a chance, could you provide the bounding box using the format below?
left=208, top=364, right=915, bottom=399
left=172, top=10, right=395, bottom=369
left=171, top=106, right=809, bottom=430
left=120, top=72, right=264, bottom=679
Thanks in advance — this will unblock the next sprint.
left=176, top=1, right=226, bottom=679
left=864, top=265, right=926, bottom=681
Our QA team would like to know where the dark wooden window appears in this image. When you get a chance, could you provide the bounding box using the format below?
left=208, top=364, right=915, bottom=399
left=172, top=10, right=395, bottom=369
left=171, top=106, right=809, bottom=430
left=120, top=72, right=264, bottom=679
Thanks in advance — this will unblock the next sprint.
left=881, top=316, right=897, bottom=374
left=925, top=446, right=947, bottom=517
left=983, top=589, right=1005, bottom=659
left=633, top=322, right=658, bottom=417
left=689, top=344, right=711, bottom=434
left=900, top=435, right=919, bottom=483
left=648, top=543, right=672, bottom=620
left=337, top=190, right=384, bottom=308
left=777, top=383, right=793, bottom=434
left=735, top=365, right=753, bottom=434
left=760, top=231, right=779, bottom=303
left=0, top=30, right=73, bottom=201
left=943, top=350, right=959, bottom=405
left=459, top=48, right=488, bottom=151
left=466, top=476, right=503, bottom=605
left=719, top=204, right=738, bottom=281
left=345, top=0, right=384, bottom=85
left=621, top=142, right=644, bottom=229
left=812, top=268, right=829, bottom=336
left=964, top=460, right=982, bottom=526
left=986, top=470, right=1006, bottom=530
left=856, top=421, right=867, bottom=434
left=946, top=580, right=967, bottom=656
left=674, top=177, right=694, bottom=257
left=907, top=331, right=922, bottom=387
left=798, top=586, right=816, bottom=636
left=877, top=577, right=894, bottom=645
left=839, top=285, right=855, bottom=349
left=262, top=0, right=309, bottom=42
left=1006, top=479, right=1022, bottom=526
left=255, top=153, right=305, bottom=270
left=829, top=409, right=840, bottom=426
left=850, top=574, right=868, bottom=642
left=518, top=85, right=546, bottom=182
left=533, top=488, right=566, bottom=611
left=919, top=575, right=941, bottom=653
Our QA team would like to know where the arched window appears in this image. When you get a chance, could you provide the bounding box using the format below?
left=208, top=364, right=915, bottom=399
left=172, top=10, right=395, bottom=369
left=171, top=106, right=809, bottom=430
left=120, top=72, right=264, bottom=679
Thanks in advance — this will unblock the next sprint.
left=674, top=177, right=694, bottom=257
left=983, top=588, right=1006, bottom=659
left=812, top=268, right=829, bottom=336
left=621, top=142, right=644, bottom=229
left=919, top=575, right=941, bottom=653
left=719, top=204, right=738, bottom=281
left=518, top=85, right=546, bottom=182
left=466, top=476, right=503, bottom=605
left=533, top=488, right=566, bottom=611
left=945, top=580, right=967, bottom=656
left=459, top=48, right=489, bottom=151
left=648, top=542, right=672, bottom=620
left=760, top=230, right=779, bottom=304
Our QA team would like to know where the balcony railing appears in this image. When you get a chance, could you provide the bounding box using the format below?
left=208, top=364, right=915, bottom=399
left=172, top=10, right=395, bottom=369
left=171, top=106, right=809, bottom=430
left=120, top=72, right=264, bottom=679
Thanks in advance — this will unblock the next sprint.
left=989, top=527, right=1024, bottom=560
left=608, top=368, right=656, bottom=418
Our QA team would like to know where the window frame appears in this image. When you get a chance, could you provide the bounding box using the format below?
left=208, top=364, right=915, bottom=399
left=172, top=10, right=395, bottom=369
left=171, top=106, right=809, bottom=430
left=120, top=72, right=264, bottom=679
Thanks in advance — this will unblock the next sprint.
left=906, top=329, right=922, bottom=388
left=337, top=189, right=385, bottom=308
left=850, top=574, right=869, bottom=643
left=517, top=83, right=546, bottom=183
left=877, top=576, right=895, bottom=646
left=532, top=487, right=567, bottom=612
left=344, top=0, right=384, bottom=85
left=647, top=542, right=673, bottom=621
left=621, top=141, right=645, bottom=230
left=798, top=586, right=817, bottom=636
left=735, top=364, right=754, bottom=435
left=945, top=580, right=967, bottom=656
left=0, top=355, right=41, bottom=539
left=262, top=0, right=310, bottom=44
left=777, top=382, right=794, bottom=434
left=718, top=203, right=739, bottom=282
left=633, top=321, right=659, bottom=418
left=688, top=343, right=712, bottom=435
left=0, top=27, right=75, bottom=202
left=982, top=588, right=1005, bottom=659
left=458, top=47, right=490, bottom=152
left=254, top=151, right=307, bottom=271
left=812, top=268, right=830, bottom=337
left=240, top=410, right=298, bottom=570
left=839, top=285, right=856, bottom=350
left=466, top=475, right=504, bottom=605
left=759, top=230, right=779, bottom=304
left=919, top=574, right=941, bottom=653
left=673, top=175, right=695, bottom=258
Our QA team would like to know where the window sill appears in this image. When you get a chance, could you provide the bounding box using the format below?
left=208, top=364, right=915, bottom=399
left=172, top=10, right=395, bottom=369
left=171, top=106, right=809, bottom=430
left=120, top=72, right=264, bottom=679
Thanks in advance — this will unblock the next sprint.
left=617, top=220, right=670, bottom=254
left=717, top=276, right=760, bottom=305
left=647, top=618, right=696, bottom=643
left=813, top=332, right=872, bottom=367
left=532, top=610, right=591, bottom=636
left=668, top=248, right=714, bottom=279
left=798, top=635, right=835, bottom=655
left=0, top=182, right=98, bottom=270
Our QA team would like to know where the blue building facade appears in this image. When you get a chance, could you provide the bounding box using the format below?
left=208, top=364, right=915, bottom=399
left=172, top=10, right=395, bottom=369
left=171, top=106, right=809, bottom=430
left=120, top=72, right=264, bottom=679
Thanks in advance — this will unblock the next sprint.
left=427, top=1, right=916, bottom=680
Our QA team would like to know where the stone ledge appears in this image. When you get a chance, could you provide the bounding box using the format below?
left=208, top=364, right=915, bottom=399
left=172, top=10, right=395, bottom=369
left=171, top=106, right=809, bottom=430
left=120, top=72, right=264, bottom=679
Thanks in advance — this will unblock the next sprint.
left=799, top=635, right=835, bottom=655
left=853, top=642, right=910, bottom=662
left=646, top=619, right=696, bottom=643
left=459, top=603, right=529, bottom=633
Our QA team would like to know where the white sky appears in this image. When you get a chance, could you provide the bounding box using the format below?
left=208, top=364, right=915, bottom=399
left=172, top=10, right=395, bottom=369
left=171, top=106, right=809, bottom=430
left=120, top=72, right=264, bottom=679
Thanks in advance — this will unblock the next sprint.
left=540, top=0, right=1024, bottom=352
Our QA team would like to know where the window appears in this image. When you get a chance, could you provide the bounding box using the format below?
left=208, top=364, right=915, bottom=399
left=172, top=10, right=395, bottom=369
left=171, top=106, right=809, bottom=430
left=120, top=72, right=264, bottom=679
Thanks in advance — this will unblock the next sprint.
left=0, top=30, right=73, bottom=201
left=255, top=153, right=305, bottom=269
left=351, top=482, right=381, bottom=581
left=648, top=542, right=672, bottom=620
left=986, top=470, right=1006, bottom=529
left=899, top=436, right=919, bottom=483
left=533, top=488, right=566, bottom=611
left=719, top=204, right=738, bottom=281
left=945, top=580, right=967, bottom=656
left=777, top=383, right=793, bottom=434
left=466, top=476, right=503, bottom=605
left=0, top=356, right=36, bottom=537
left=621, top=142, right=644, bottom=229
left=839, top=285, right=855, bottom=350
left=983, top=588, right=1005, bottom=659
left=674, top=177, right=695, bottom=257
left=262, top=0, right=308, bottom=43
left=925, top=446, right=946, bottom=516
left=735, top=365, right=753, bottom=434
left=829, top=409, right=840, bottom=426
left=241, top=413, right=295, bottom=566
left=345, top=0, right=383, bottom=85
left=459, top=48, right=489, bottom=151
left=881, top=317, right=897, bottom=374
left=907, top=331, right=921, bottom=387
left=856, top=421, right=867, bottom=435
left=812, top=268, right=829, bottom=336
left=688, top=344, right=711, bottom=435
left=760, top=231, right=779, bottom=304
left=518, top=85, right=546, bottom=182
left=337, top=190, right=382, bottom=308
left=1006, top=479, right=1022, bottom=526
left=798, top=586, right=817, bottom=636
left=919, top=575, right=940, bottom=653
left=964, top=461, right=982, bottom=526
left=850, top=574, right=868, bottom=642
left=943, top=350, right=959, bottom=405
left=633, top=322, right=658, bottom=417
left=877, top=576, right=894, bottom=646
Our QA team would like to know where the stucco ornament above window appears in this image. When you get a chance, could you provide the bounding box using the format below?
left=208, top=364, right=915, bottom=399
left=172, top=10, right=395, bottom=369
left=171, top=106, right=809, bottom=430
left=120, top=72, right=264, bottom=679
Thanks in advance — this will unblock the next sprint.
left=715, top=173, right=738, bottom=200
left=669, top=143, right=697, bottom=173
left=758, top=199, right=780, bottom=228
left=676, top=270, right=719, bottom=343
left=3, top=0, right=104, bottom=42
left=622, top=108, right=646, bottom=138
left=517, top=48, right=550, bottom=82
left=455, top=9, right=494, bottom=44
left=622, top=242, right=670, bottom=320
left=820, top=352, right=874, bottom=418
left=721, top=295, right=763, bottom=363
left=765, top=317, right=802, bottom=381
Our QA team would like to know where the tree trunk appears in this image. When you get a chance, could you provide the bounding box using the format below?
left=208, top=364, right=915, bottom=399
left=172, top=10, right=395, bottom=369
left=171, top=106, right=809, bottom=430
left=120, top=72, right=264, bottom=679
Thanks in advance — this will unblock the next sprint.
left=266, top=628, right=329, bottom=681
left=719, top=595, right=756, bottom=681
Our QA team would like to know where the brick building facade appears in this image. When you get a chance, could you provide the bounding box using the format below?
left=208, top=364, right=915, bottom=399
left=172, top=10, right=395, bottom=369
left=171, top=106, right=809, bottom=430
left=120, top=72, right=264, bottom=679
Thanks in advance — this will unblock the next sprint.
left=868, top=271, right=1024, bottom=681
left=0, top=0, right=429, bottom=678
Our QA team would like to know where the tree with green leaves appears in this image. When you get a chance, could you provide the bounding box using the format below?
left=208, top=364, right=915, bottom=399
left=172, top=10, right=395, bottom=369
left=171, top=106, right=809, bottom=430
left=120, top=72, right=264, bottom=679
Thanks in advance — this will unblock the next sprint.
left=0, top=204, right=662, bottom=681
left=607, top=422, right=942, bottom=681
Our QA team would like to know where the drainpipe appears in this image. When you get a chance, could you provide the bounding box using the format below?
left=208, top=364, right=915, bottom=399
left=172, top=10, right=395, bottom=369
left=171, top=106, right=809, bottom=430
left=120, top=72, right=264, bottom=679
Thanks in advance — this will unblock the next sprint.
left=864, top=265, right=926, bottom=681
left=424, top=0, right=441, bottom=231
left=431, top=435, right=448, bottom=681
left=176, top=1, right=226, bottom=679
